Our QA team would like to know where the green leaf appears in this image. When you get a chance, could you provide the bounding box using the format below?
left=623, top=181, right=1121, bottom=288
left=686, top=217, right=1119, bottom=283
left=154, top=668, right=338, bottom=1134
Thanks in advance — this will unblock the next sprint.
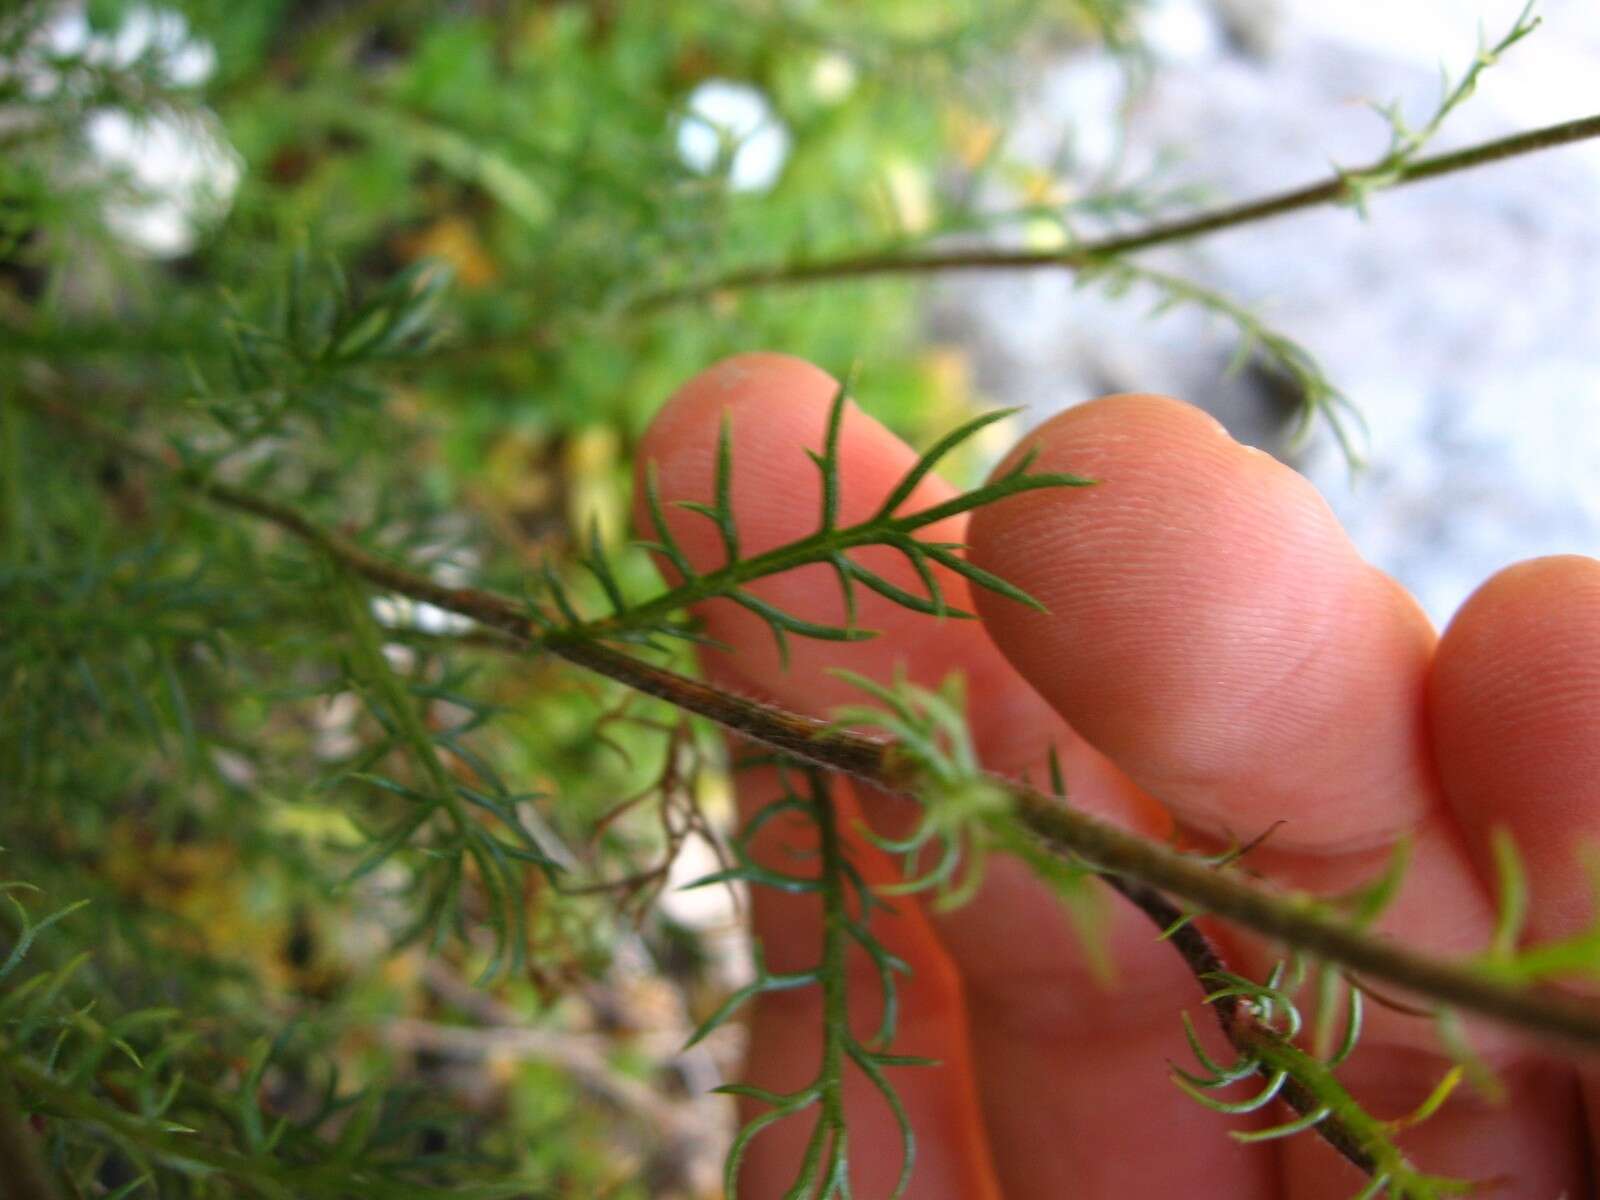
left=875, top=407, right=1020, bottom=520
left=922, top=544, right=1047, bottom=611
left=1487, top=825, right=1529, bottom=960
left=641, top=461, right=697, bottom=581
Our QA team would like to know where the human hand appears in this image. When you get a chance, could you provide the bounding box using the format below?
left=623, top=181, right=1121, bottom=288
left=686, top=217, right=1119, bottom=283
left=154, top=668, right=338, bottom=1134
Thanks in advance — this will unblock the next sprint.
left=636, top=352, right=1599, bottom=1198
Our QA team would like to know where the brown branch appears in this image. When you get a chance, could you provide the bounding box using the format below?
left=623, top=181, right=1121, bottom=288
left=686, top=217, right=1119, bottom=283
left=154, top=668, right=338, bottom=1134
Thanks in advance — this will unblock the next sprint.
left=11, top=117, right=1595, bottom=377
left=629, top=112, right=1600, bottom=311
left=20, top=389, right=1600, bottom=1057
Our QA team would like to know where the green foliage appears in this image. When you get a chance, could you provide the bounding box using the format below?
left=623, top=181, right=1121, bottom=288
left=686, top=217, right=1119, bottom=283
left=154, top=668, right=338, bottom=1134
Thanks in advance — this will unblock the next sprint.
left=538, top=385, right=1090, bottom=665
left=1081, top=259, right=1368, bottom=466
left=1172, top=961, right=1474, bottom=1199
left=1472, top=827, right=1600, bottom=986
left=1336, top=2, right=1542, bottom=214
left=4, top=3, right=1138, bottom=1192
left=325, top=563, right=558, bottom=985
left=684, top=769, right=930, bottom=1200
left=831, top=670, right=1114, bottom=976
left=1, top=862, right=530, bottom=1199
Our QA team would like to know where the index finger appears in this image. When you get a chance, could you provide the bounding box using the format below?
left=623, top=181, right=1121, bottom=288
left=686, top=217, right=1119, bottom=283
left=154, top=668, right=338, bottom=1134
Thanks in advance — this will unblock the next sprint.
left=968, top=393, right=1440, bottom=855
left=637, top=354, right=1275, bottom=1199
left=637, top=351, right=1062, bottom=774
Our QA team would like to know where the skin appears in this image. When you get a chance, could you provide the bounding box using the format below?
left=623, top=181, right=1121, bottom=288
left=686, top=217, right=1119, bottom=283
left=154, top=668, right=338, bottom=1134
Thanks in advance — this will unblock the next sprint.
left=635, top=352, right=1600, bottom=1198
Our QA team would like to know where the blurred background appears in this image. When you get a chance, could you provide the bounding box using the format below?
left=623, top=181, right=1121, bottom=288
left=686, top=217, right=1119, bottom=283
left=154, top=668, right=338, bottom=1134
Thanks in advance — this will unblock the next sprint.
left=2, top=1, right=1596, bottom=1196
left=931, top=0, right=1600, bottom=624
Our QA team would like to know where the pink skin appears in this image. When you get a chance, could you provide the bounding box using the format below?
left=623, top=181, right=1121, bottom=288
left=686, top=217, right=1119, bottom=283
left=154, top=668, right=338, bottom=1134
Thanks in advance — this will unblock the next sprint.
left=635, top=352, right=1598, bottom=1198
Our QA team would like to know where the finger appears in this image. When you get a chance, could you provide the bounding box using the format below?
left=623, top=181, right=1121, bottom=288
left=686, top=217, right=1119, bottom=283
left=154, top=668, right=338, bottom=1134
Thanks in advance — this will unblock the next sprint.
left=967, top=393, right=1438, bottom=856
left=637, top=353, right=1167, bottom=831
left=730, top=768, right=1002, bottom=1199
left=1430, top=554, right=1600, bottom=1175
left=642, top=353, right=1039, bottom=1195
left=640, top=356, right=1276, bottom=1197
left=952, top=871, right=1278, bottom=1198
left=966, top=395, right=1586, bottom=1192
left=962, top=392, right=1493, bottom=994
left=1431, top=556, right=1600, bottom=946
left=638, top=351, right=1073, bottom=782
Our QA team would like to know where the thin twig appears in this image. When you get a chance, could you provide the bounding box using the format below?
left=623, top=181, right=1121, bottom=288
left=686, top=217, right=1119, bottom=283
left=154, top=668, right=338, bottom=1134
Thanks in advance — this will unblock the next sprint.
left=10, top=116, right=1595, bottom=376
left=20, top=390, right=1600, bottom=1055
left=1104, top=876, right=1379, bottom=1176
left=629, top=112, right=1600, bottom=310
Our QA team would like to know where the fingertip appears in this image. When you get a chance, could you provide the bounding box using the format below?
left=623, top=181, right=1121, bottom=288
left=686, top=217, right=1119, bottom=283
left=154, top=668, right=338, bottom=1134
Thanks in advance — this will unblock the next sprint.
left=1435, top=555, right=1600, bottom=669
left=638, top=352, right=840, bottom=482
left=1431, top=554, right=1600, bottom=942
left=1433, top=554, right=1600, bottom=771
left=633, top=354, right=1050, bottom=758
left=968, top=392, right=1439, bottom=853
left=973, top=393, right=1334, bottom=593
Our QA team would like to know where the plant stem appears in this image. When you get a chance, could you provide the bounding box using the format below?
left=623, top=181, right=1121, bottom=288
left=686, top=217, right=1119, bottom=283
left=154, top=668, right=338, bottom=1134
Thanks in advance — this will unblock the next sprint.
left=630, top=112, right=1600, bottom=309
left=13, top=115, right=1596, bottom=376
left=21, top=389, right=1600, bottom=1054
left=812, top=769, right=850, bottom=1188
left=1102, top=876, right=1381, bottom=1176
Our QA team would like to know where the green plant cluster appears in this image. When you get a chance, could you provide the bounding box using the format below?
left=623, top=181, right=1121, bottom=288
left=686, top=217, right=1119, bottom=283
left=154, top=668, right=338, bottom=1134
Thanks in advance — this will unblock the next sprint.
left=0, top=2, right=1135, bottom=1194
